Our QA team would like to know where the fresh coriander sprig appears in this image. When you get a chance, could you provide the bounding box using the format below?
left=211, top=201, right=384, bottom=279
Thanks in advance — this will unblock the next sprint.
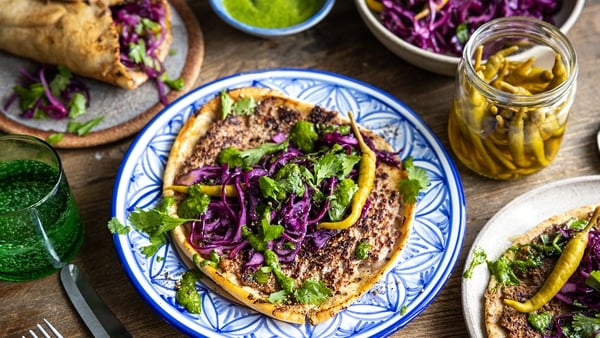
left=399, top=157, right=430, bottom=204
left=107, top=196, right=199, bottom=257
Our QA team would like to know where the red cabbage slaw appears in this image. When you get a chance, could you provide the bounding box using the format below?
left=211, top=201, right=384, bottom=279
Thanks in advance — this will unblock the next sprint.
left=379, top=0, right=562, bottom=56
left=176, top=125, right=401, bottom=269
left=112, top=0, right=173, bottom=105
left=548, top=227, right=600, bottom=337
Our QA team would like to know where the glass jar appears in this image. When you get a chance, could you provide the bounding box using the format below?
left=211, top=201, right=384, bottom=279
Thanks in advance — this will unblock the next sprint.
left=448, top=17, right=578, bottom=180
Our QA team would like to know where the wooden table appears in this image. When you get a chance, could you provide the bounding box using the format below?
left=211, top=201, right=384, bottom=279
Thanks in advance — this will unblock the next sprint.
left=2, top=1, right=599, bottom=337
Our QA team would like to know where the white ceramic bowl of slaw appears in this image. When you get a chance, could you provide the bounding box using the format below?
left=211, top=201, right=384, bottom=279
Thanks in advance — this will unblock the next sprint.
left=209, top=0, right=336, bottom=38
left=354, top=0, right=585, bottom=76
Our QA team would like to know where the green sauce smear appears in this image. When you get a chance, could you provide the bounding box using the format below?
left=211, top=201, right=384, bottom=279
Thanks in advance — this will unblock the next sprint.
left=223, top=0, right=326, bottom=29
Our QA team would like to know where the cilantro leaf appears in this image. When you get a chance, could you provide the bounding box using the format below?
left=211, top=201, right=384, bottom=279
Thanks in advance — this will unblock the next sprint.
left=313, top=150, right=361, bottom=186
left=463, top=247, right=487, bottom=279
left=177, top=191, right=211, bottom=219
left=14, top=83, right=44, bottom=111
left=109, top=197, right=198, bottom=257
left=572, top=313, right=600, bottom=337
left=46, top=133, right=64, bottom=145
left=259, top=176, right=288, bottom=202
left=128, top=40, right=155, bottom=68
left=293, top=278, right=332, bottom=305
left=268, top=290, right=288, bottom=304
left=398, top=157, right=430, bottom=204
left=487, top=255, right=520, bottom=286
left=67, top=116, right=104, bottom=136
left=107, top=217, right=131, bottom=235
left=220, top=90, right=257, bottom=119
left=218, top=141, right=288, bottom=169
left=220, top=89, right=234, bottom=120
left=585, top=270, right=600, bottom=290
left=159, top=73, right=185, bottom=90
left=242, top=209, right=284, bottom=252
left=313, top=152, right=339, bottom=185
left=67, top=92, right=87, bottom=119
left=49, top=65, right=72, bottom=97
left=328, top=178, right=358, bottom=221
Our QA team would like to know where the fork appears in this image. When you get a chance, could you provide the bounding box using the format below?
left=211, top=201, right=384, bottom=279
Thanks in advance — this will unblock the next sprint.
left=22, top=319, right=64, bottom=338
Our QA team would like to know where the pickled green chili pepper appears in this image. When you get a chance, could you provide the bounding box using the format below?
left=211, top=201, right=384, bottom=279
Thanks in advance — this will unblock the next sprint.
left=546, top=54, right=567, bottom=90
left=482, top=45, right=519, bottom=81
left=524, top=122, right=549, bottom=166
left=504, top=206, right=600, bottom=313
left=166, top=184, right=240, bottom=197
left=507, top=108, right=529, bottom=168
left=318, top=112, right=376, bottom=230
left=450, top=43, right=570, bottom=180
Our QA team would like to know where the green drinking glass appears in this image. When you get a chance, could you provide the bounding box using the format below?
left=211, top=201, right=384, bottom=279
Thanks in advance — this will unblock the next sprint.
left=0, top=134, right=83, bottom=282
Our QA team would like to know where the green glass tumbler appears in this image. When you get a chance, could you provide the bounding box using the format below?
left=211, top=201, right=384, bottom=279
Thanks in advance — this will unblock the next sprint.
left=0, top=134, right=83, bottom=281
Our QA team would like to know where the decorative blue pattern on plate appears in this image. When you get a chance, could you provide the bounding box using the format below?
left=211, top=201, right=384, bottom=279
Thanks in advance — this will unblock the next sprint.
left=111, top=68, right=466, bottom=337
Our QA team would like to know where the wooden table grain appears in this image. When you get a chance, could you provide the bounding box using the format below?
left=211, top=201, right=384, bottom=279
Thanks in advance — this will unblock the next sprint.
left=2, top=1, right=599, bottom=337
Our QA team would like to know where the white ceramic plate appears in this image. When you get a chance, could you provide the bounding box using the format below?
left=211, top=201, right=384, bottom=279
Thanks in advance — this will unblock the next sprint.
left=462, top=175, right=600, bottom=337
left=111, top=68, right=466, bottom=337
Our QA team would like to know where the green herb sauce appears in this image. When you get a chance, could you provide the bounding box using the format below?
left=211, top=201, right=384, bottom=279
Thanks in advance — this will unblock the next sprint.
left=222, top=0, right=326, bottom=29
left=0, top=160, right=83, bottom=281
left=176, top=270, right=203, bottom=314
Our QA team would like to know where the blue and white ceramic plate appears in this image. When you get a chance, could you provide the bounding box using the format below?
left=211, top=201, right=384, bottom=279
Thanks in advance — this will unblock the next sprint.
left=111, top=68, right=466, bottom=337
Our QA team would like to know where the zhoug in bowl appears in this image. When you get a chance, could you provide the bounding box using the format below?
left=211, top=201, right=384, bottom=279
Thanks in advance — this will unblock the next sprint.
left=354, top=0, right=585, bottom=76
left=209, top=0, right=336, bottom=38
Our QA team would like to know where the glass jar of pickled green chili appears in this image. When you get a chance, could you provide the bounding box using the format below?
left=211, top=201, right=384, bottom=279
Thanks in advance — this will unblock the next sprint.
left=448, top=17, right=578, bottom=180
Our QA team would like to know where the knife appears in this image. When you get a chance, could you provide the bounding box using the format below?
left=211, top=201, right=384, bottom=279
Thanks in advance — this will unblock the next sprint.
left=60, top=264, right=132, bottom=338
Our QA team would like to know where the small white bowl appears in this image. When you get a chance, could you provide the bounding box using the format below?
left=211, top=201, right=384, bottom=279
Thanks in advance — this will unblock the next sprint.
left=354, top=0, right=585, bottom=76
left=209, top=0, right=336, bottom=38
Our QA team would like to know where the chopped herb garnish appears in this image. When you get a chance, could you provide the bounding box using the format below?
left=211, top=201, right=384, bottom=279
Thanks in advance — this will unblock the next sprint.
left=220, top=90, right=257, bottom=119
left=175, top=269, right=203, bottom=314
left=107, top=196, right=199, bottom=257
left=463, top=247, right=487, bottom=279
left=354, top=240, right=371, bottom=260
left=293, top=278, right=332, bottom=305
left=527, top=312, right=552, bottom=332
left=46, top=133, right=64, bottom=145
left=67, top=116, right=104, bottom=136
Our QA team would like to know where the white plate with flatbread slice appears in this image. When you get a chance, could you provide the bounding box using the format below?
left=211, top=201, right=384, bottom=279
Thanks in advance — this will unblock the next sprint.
left=111, top=68, right=466, bottom=337
left=462, top=175, right=600, bottom=338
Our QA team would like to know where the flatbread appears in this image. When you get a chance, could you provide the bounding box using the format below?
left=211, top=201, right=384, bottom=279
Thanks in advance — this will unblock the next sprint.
left=485, top=205, right=600, bottom=338
left=0, top=0, right=172, bottom=89
left=165, top=87, right=416, bottom=324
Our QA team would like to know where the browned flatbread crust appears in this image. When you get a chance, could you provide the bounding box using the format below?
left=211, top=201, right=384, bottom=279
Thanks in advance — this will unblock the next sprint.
left=0, top=0, right=172, bottom=89
left=484, top=205, right=600, bottom=338
left=165, top=87, right=416, bottom=324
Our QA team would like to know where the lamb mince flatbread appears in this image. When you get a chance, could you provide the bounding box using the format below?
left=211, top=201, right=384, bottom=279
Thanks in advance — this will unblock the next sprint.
left=164, top=87, right=417, bottom=324
left=485, top=205, right=600, bottom=338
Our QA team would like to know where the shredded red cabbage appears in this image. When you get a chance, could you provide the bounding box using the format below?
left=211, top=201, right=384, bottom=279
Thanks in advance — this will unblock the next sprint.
left=4, top=65, right=90, bottom=120
left=179, top=123, right=402, bottom=270
left=112, top=0, right=172, bottom=104
left=380, top=0, right=562, bottom=56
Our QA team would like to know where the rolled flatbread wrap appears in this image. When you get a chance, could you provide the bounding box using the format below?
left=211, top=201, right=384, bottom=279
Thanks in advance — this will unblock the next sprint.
left=0, top=0, right=172, bottom=90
